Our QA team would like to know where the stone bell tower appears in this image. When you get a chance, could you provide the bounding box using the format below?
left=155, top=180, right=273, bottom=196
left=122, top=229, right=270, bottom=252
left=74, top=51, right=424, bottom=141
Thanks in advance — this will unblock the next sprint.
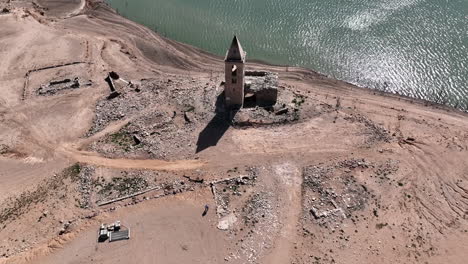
left=224, top=36, right=246, bottom=108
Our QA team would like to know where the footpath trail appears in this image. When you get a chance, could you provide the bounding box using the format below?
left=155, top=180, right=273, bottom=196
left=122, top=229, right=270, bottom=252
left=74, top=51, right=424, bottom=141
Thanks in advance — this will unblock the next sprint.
left=262, top=163, right=303, bottom=264
left=70, top=151, right=205, bottom=170
left=57, top=144, right=206, bottom=171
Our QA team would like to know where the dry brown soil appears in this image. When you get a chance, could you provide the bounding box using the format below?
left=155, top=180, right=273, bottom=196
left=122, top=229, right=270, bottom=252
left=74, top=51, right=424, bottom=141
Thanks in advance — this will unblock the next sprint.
left=0, top=1, right=467, bottom=263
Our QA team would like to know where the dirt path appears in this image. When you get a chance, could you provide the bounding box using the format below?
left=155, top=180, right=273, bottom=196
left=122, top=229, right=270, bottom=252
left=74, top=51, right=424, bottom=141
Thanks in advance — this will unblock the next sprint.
left=262, top=162, right=302, bottom=264
left=78, top=118, right=131, bottom=147
left=58, top=144, right=206, bottom=171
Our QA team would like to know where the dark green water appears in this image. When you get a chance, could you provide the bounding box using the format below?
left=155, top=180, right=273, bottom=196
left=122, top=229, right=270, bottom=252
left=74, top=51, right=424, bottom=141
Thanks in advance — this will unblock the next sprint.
left=107, top=0, right=468, bottom=109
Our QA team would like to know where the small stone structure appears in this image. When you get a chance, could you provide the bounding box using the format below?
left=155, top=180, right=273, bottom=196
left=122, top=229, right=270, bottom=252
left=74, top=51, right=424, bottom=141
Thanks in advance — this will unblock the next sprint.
left=224, top=36, right=246, bottom=108
left=36, top=77, right=90, bottom=96
left=244, top=71, right=278, bottom=107
left=224, top=36, right=278, bottom=109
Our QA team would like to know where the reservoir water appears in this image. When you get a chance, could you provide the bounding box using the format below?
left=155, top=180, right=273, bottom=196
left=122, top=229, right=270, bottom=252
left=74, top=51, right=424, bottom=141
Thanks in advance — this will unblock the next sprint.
left=106, top=0, right=468, bottom=109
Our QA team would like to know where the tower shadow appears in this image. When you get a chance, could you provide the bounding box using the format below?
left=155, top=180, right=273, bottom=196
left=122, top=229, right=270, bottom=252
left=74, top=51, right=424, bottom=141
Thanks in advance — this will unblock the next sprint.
left=196, top=92, right=238, bottom=153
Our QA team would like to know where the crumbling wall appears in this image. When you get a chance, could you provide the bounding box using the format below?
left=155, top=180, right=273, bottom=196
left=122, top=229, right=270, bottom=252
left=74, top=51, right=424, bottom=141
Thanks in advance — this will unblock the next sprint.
left=255, top=88, right=278, bottom=107
left=244, top=71, right=278, bottom=107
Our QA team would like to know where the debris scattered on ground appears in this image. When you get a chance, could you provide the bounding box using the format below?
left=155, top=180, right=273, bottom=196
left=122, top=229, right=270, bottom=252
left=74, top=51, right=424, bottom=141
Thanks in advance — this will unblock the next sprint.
left=344, top=113, right=392, bottom=146
left=59, top=221, right=72, bottom=235
left=183, top=175, right=204, bottom=183
left=302, top=159, right=375, bottom=229
left=210, top=171, right=257, bottom=218
left=93, top=171, right=150, bottom=203
left=275, top=107, right=288, bottom=115
left=74, top=165, right=94, bottom=209
left=0, top=144, right=9, bottom=155
left=88, top=74, right=331, bottom=159
left=242, top=192, right=274, bottom=228
left=36, top=77, right=92, bottom=96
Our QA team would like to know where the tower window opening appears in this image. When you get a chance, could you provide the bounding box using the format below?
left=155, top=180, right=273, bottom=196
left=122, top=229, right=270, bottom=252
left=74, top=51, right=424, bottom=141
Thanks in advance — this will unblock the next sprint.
left=231, top=65, right=238, bottom=83
left=232, top=65, right=237, bottom=75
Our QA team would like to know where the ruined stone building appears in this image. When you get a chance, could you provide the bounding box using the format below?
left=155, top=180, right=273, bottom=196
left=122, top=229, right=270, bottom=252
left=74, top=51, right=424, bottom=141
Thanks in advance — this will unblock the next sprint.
left=224, top=36, right=278, bottom=109
left=224, top=36, right=246, bottom=107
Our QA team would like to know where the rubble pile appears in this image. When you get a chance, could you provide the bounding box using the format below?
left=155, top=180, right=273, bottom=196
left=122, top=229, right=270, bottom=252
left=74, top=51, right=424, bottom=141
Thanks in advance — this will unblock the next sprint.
left=233, top=89, right=305, bottom=127
left=89, top=76, right=220, bottom=134
left=236, top=191, right=279, bottom=263
left=242, top=192, right=274, bottom=227
left=233, top=88, right=335, bottom=128
left=123, top=110, right=199, bottom=159
left=88, top=76, right=221, bottom=159
left=90, top=168, right=211, bottom=207
left=212, top=173, right=257, bottom=217
left=302, top=159, right=372, bottom=228
left=0, top=144, right=9, bottom=155
left=87, top=80, right=156, bottom=135
left=0, top=1, right=11, bottom=14
left=162, top=179, right=197, bottom=195
left=88, top=71, right=334, bottom=160
left=344, top=113, right=392, bottom=146
left=302, top=158, right=401, bottom=231
left=93, top=170, right=152, bottom=203
left=373, top=159, right=400, bottom=184
left=75, top=165, right=95, bottom=209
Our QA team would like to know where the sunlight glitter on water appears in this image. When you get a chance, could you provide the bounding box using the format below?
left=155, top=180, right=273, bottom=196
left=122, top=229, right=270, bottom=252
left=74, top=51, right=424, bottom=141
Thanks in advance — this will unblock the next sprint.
left=108, top=0, right=468, bottom=110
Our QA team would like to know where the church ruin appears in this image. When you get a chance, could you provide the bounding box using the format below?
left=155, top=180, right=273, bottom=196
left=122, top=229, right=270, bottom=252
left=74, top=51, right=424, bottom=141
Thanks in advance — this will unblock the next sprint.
left=224, top=36, right=278, bottom=109
left=224, top=36, right=246, bottom=107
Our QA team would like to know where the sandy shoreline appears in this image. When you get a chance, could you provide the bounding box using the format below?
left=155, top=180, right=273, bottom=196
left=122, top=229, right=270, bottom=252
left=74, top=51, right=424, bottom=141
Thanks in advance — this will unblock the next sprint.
left=0, top=0, right=468, bottom=263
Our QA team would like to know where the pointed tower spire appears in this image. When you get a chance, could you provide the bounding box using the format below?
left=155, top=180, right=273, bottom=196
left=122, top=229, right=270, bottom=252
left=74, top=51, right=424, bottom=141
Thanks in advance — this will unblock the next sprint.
left=225, top=35, right=246, bottom=62
left=224, top=35, right=246, bottom=107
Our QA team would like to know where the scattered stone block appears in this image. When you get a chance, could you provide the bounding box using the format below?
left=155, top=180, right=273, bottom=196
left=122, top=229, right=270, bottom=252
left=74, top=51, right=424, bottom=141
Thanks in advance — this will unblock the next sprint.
left=275, top=108, right=288, bottom=115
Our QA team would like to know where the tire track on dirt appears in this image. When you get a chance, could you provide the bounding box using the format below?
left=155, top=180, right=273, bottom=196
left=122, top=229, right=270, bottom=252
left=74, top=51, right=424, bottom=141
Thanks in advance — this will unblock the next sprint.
left=404, top=143, right=468, bottom=232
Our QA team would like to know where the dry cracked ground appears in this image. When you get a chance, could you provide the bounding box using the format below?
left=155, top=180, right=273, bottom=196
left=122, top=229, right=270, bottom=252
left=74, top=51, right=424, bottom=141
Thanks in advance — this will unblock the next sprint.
left=0, top=0, right=467, bottom=263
